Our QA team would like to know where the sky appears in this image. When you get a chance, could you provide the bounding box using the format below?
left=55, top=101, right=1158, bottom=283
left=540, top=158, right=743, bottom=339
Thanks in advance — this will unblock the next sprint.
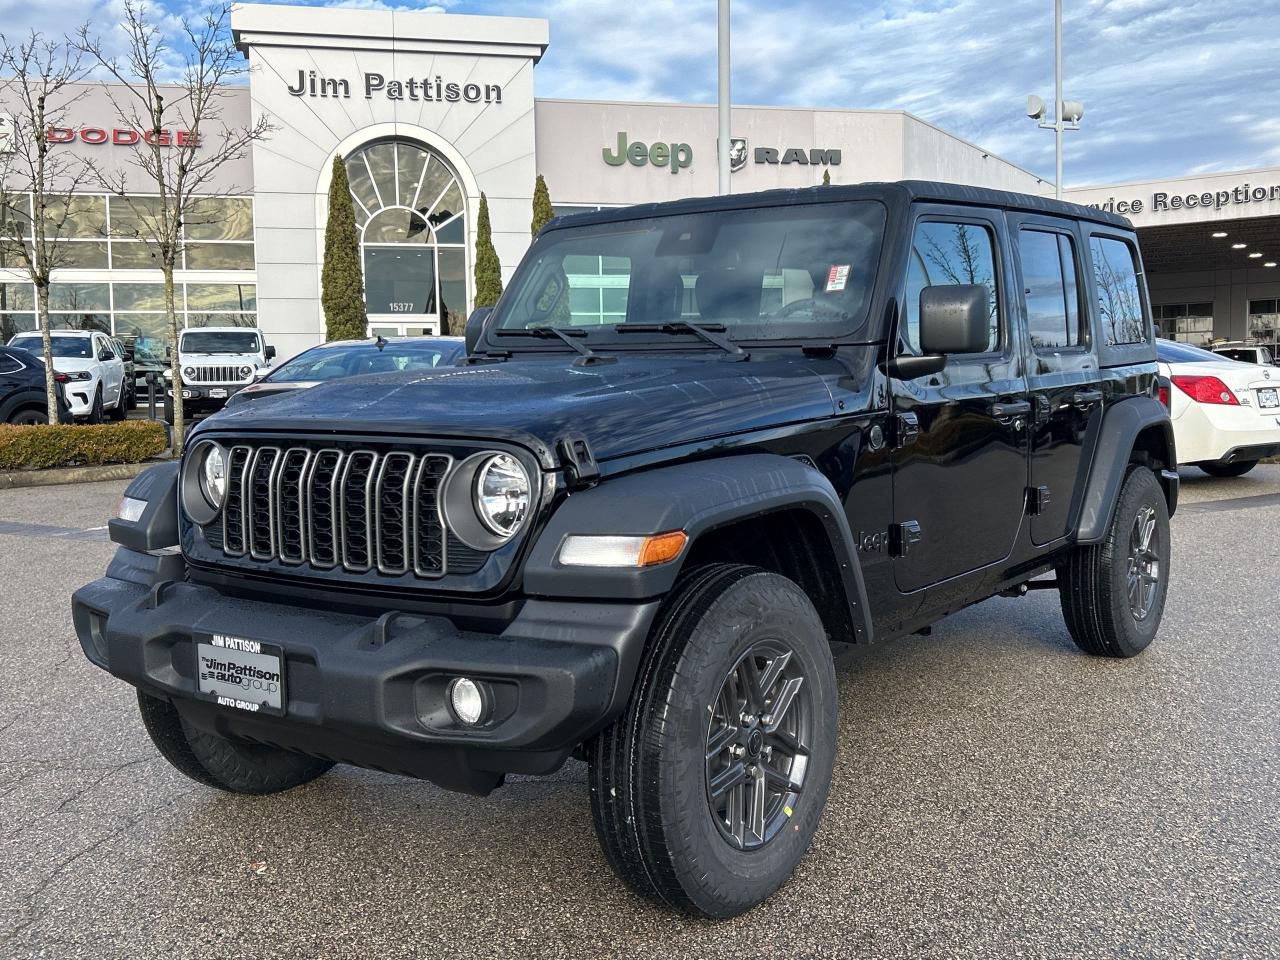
left=2, top=0, right=1278, bottom=187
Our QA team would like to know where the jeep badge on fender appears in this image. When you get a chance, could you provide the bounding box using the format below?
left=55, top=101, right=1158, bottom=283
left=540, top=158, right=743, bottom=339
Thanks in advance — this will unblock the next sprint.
left=73, top=181, right=1176, bottom=919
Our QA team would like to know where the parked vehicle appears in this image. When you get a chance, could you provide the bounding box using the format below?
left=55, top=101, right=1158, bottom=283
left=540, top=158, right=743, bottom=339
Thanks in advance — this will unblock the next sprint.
left=7, top=330, right=127, bottom=422
left=0, top=345, right=72, bottom=424
left=1209, top=340, right=1277, bottom=366
left=224, top=335, right=465, bottom=410
left=75, top=182, right=1177, bottom=919
left=163, top=327, right=275, bottom=423
left=1156, top=338, right=1280, bottom=476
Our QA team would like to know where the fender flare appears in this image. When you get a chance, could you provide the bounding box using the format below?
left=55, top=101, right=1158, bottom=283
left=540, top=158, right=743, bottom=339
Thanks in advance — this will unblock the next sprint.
left=107, top=461, right=180, bottom=552
left=523, top=453, right=873, bottom=643
left=1073, top=395, right=1178, bottom=544
left=0, top=389, right=46, bottom=422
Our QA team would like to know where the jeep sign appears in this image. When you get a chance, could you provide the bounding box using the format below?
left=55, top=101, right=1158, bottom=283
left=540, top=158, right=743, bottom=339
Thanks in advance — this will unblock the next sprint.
left=602, top=132, right=694, bottom=174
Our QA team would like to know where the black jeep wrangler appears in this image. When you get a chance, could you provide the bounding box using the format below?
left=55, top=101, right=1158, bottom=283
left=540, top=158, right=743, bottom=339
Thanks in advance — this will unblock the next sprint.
left=73, top=181, right=1177, bottom=918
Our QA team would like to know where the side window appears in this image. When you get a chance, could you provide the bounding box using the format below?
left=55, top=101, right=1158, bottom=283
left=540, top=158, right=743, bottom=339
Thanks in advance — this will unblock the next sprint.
left=1089, top=235, right=1148, bottom=346
left=904, top=221, right=1000, bottom=353
left=1019, top=229, right=1083, bottom=351
left=0, top=351, right=23, bottom=375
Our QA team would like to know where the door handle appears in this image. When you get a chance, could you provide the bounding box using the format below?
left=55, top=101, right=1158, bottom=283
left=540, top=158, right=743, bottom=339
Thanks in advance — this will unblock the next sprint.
left=992, top=400, right=1032, bottom=419
left=1072, top=389, right=1104, bottom=408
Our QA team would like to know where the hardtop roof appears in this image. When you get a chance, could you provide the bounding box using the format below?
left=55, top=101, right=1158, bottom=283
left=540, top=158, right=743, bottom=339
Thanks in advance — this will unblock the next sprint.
left=542, top=180, right=1131, bottom=233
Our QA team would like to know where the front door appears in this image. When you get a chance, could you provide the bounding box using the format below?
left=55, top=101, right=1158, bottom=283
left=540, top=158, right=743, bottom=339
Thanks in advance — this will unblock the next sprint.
left=1009, top=216, right=1105, bottom=544
left=891, top=209, right=1030, bottom=593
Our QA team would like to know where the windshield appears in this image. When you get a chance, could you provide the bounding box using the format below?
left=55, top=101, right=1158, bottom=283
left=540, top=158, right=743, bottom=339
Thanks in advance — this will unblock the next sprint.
left=490, top=201, right=886, bottom=343
left=180, top=331, right=261, bottom=354
left=269, top=340, right=462, bottom=382
left=11, top=334, right=91, bottom=358
left=1214, top=346, right=1272, bottom=364
left=1157, top=340, right=1229, bottom=364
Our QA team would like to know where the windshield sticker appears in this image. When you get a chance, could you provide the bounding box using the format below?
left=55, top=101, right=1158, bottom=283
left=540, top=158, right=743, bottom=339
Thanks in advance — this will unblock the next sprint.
left=826, top=265, right=850, bottom=292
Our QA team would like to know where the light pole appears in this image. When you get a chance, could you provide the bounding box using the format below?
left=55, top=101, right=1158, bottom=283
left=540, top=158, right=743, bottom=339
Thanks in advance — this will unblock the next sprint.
left=1026, top=0, right=1083, bottom=199
left=717, top=0, right=731, bottom=196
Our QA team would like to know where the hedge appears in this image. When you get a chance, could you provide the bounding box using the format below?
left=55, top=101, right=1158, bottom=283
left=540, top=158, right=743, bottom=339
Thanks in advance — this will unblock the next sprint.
left=0, top=421, right=168, bottom=470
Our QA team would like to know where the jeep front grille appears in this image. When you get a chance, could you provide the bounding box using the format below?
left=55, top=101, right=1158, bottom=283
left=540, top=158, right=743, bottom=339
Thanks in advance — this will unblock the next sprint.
left=220, top=444, right=453, bottom=578
left=187, top=365, right=248, bottom=384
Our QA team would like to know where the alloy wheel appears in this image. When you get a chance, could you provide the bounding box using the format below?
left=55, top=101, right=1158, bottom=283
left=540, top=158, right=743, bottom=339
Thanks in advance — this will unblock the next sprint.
left=704, top=639, right=812, bottom=851
left=1126, top=504, right=1160, bottom=621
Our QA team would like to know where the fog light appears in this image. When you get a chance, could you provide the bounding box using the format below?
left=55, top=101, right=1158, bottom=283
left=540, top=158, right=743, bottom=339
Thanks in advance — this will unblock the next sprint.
left=448, top=677, right=488, bottom=726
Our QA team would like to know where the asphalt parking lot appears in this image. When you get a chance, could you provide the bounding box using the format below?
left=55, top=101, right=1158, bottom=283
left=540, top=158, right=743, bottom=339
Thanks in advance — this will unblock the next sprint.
left=1, top=469, right=1277, bottom=959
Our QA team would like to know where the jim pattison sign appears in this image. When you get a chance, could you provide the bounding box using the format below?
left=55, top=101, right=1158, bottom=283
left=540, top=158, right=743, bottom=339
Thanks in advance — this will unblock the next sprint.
left=286, top=70, right=503, bottom=104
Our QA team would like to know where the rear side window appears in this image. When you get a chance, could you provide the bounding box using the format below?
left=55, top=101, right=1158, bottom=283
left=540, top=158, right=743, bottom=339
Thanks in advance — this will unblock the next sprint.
left=1019, top=229, right=1082, bottom=351
left=1089, top=236, right=1148, bottom=346
left=905, top=221, right=1000, bottom=353
left=0, top=351, right=24, bottom=375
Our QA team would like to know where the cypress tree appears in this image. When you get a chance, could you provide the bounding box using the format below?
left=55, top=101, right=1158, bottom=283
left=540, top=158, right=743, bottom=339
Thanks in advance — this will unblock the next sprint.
left=531, top=174, right=553, bottom=236
left=473, top=192, right=503, bottom=308
left=321, top=156, right=368, bottom=341
left=822, top=169, right=831, bottom=186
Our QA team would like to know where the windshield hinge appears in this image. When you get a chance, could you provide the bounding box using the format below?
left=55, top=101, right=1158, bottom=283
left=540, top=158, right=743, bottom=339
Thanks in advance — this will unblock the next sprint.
left=558, top=433, right=600, bottom=489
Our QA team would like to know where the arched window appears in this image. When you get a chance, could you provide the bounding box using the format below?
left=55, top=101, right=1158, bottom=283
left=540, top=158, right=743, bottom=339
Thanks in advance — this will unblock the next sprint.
left=344, top=141, right=468, bottom=334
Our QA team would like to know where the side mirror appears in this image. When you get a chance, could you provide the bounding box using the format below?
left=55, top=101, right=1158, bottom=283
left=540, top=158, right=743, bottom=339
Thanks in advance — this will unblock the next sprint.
left=123, top=346, right=136, bottom=362
left=919, top=284, right=990, bottom=355
left=165, top=345, right=172, bottom=361
left=264, top=344, right=276, bottom=360
left=465, top=307, right=493, bottom=355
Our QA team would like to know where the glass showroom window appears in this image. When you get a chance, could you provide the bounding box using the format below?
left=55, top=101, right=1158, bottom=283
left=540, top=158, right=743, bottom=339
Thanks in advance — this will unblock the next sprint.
left=345, top=141, right=467, bottom=334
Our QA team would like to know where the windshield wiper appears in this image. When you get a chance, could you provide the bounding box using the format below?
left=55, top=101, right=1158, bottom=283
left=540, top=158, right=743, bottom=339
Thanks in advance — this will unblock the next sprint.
left=495, top=325, right=615, bottom=365
left=615, top=320, right=748, bottom=360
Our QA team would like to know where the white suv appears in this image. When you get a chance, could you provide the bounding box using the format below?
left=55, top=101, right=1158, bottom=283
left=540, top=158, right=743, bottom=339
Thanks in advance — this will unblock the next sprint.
left=7, top=330, right=127, bottom=422
left=163, top=326, right=275, bottom=423
left=1210, top=341, right=1278, bottom=367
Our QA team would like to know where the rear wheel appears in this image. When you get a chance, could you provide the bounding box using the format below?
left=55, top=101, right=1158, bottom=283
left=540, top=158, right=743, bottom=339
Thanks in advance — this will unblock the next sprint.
left=8, top=407, right=44, bottom=425
left=1196, top=459, right=1257, bottom=478
left=136, top=691, right=333, bottom=794
left=162, top=394, right=175, bottom=425
left=1059, top=466, right=1170, bottom=657
left=588, top=564, right=837, bottom=918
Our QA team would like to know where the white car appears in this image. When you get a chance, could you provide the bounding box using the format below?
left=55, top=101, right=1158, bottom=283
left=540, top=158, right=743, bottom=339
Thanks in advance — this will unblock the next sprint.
left=163, top=326, right=275, bottom=424
left=7, top=330, right=127, bottom=422
left=1210, top=341, right=1278, bottom=367
left=1156, top=339, right=1280, bottom=477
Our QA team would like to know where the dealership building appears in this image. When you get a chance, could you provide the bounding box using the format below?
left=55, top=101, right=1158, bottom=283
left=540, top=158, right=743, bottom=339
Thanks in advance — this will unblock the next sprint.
left=1, top=2, right=1278, bottom=360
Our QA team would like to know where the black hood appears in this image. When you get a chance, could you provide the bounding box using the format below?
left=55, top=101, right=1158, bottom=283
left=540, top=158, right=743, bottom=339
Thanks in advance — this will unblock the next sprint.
left=202, top=352, right=840, bottom=467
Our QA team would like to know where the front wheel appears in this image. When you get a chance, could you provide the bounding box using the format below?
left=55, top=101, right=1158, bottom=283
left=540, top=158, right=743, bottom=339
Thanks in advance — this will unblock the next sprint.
left=588, top=564, right=838, bottom=918
left=1197, top=459, right=1257, bottom=478
left=136, top=691, right=333, bottom=794
left=1059, top=466, right=1171, bottom=657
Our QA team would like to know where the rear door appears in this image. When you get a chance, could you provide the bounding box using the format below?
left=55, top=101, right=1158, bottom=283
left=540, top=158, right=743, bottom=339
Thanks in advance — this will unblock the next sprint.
left=890, top=207, right=1030, bottom=592
left=1008, top=215, right=1104, bottom=544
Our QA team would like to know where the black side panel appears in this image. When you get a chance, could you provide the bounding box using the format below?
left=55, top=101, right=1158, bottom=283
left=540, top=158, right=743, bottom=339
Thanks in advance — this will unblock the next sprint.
left=1074, top=395, right=1176, bottom=543
left=108, top=462, right=180, bottom=552
left=0, top=388, right=45, bottom=421
left=522, top=453, right=873, bottom=642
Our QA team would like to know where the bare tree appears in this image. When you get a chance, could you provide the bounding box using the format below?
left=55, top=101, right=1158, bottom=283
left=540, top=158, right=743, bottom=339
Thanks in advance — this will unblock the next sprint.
left=78, top=2, right=270, bottom=450
left=0, top=31, right=92, bottom=422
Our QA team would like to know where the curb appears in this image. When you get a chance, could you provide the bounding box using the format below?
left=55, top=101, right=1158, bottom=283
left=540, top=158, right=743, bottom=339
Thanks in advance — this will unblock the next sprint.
left=0, top=460, right=160, bottom=490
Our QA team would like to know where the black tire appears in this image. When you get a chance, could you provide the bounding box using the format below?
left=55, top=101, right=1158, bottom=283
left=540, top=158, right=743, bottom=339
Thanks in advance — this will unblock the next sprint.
left=588, top=564, right=838, bottom=918
left=1196, top=459, right=1257, bottom=478
left=124, top=383, right=137, bottom=411
left=107, top=389, right=126, bottom=421
left=87, top=386, right=103, bottom=424
left=1059, top=466, right=1170, bottom=657
left=8, top=406, right=44, bottom=425
left=136, top=690, right=333, bottom=795
left=162, top=394, right=174, bottom=426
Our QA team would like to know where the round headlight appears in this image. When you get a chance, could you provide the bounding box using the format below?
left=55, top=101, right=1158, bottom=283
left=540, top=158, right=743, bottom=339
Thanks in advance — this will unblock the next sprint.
left=239, top=365, right=252, bottom=379
left=199, top=443, right=227, bottom=510
left=182, top=365, right=196, bottom=381
left=473, top=453, right=529, bottom=538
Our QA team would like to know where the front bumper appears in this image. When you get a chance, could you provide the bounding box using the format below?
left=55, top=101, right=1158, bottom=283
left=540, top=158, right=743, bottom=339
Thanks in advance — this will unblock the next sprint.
left=171, top=383, right=247, bottom=408
left=73, top=551, right=658, bottom=795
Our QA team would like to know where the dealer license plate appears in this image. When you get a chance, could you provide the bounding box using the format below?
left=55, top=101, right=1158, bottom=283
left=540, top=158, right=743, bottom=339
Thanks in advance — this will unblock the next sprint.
left=195, top=634, right=285, bottom=716
left=1258, top=387, right=1279, bottom=409
left=209, top=388, right=227, bottom=399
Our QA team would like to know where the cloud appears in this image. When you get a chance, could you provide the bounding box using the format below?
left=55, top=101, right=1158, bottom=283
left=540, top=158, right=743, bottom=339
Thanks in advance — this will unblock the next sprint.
left=5, top=0, right=1277, bottom=185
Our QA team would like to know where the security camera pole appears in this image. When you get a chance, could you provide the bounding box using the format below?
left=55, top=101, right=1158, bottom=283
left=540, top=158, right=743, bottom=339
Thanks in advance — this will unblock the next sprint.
left=717, top=0, right=730, bottom=196
left=1026, top=0, right=1083, bottom=200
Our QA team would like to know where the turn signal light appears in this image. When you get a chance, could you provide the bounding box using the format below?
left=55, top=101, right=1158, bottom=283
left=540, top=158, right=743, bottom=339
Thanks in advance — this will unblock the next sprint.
left=558, top=530, right=688, bottom=568
left=1170, top=375, right=1239, bottom=406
